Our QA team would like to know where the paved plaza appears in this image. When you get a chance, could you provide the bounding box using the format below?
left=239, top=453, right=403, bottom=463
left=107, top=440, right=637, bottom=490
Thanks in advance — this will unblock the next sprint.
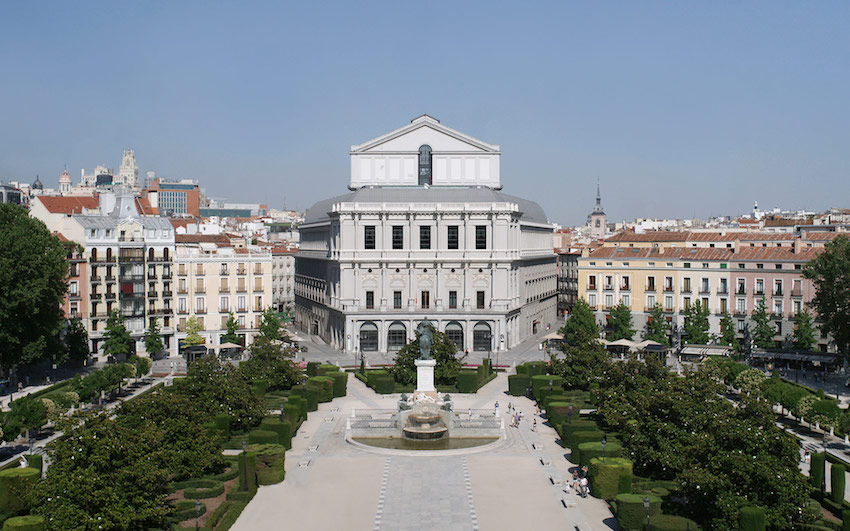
left=233, top=372, right=615, bottom=531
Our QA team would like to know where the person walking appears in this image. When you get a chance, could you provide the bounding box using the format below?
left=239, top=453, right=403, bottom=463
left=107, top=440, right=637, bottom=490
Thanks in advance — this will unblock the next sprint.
left=494, top=401, right=499, bottom=417
left=532, top=418, right=537, bottom=432
left=579, top=476, right=588, bottom=498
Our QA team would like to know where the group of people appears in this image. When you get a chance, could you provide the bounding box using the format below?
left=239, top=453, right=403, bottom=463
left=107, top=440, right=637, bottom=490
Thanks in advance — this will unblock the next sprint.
left=568, top=466, right=590, bottom=498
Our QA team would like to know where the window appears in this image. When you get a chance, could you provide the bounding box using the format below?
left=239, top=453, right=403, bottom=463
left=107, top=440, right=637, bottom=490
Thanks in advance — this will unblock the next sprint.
left=773, top=300, right=783, bottom=315
left=364, top=226, right=375, bottom=250
left=684, top=263, right=691, bottom=268
left=700, top=278, right=709, bottom=293
left=419, top=226, right=431, bottom=250
left=620, top=276, right=630, bottom=290
left=738, top=320, right=746, bottom=332
left=604, top=276, right=613, bottom=290
left=392, top=226, right=403, bottom=250
left=445, top=322, right=464, bottom=349
left=588, top=276, right=597, bottom=290
left=775, top=264, right=782, bottom=270
left=775, top=321, right=782, bottom=336
left=646, top=276, right=655, bottom=291
left=69, top=281, right=78, bottom=295
left=195, top=296, right=205, bottom=312
left=664, top=276, right=673, bottom=291
left=738, top=263, right=745, bottom=269
left=605, top=294, right=614, bottom=308
left=665, top=296, right=673, bottom=310
left=447, top=226, right=459, bottom=250
left=621, top=294, right=630, bottom=307
left=360, top=322, right=378, bottom=352
left=449, top=290, right=457, bottom=309
left=794, top=264, right=802, bottom=270
left=220, top=296, right=229, bottom=311
left=418, top=145, right=432, bottom=185
left=179, top=298, right=187, bottom=312
left=365, top=291, right=374, bottom=309
left=475, top=226, right=487, bottom=250
left=476, top=291, right=485, bottom=309
left=683, top=297, right=691, bottom=309
left=755, top=279, right=764, bottom=295
left=720, top=263, right=727, bottom=269
left=702, top=263, right=709, bottom=269
left=736, top=278, right=746, bottom=294
left=588, top=293, right=597, bottom=308
left=720, top=298, right=728, bottom=313
left=701, top=297, right=708, bottom=309
left=393, top=291, right=402, bottom=309
left=719, top=278, right=728, bottom=294
left=387, top=322, right=407, bottom=351
left=647, top=295, right=656, bottom=308
left=238, top=296, right=246, bottom=311
left=793, top=300, right=801, bottom=315
left=421, top=290, right=430, bottom=309
left=473, top=322, right=491, bottom=351
left=756, top=263, right=764, bottom=269
left=773, top=279, right=782, bottom=296
left=737, top=298, right=746, bottom=313
left=683, top=278, right=692, bottom=293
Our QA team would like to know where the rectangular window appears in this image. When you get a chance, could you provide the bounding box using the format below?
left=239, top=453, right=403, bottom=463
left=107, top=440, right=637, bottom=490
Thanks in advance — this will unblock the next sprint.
left=195, top=296, right=205, bottom=312
left=588, top=293, right=597, bottom=308
left=646, top=276, right=655, bottom=291
left=477, top=291, right=486, bottom=309
left=720, top=298, right=727, bottom=313
left=605, top=294, right=614, bottom=308
left=393, top=291, right=402, bottom=309
left=604, top=276, right=613, bottom=290
left=664, top=296, right=673, bottom=310
left=621, top=294, right=630, bottom=307
left=737, top=278, right=746, bottom=294
left=700, top=278, right=709, bottom=293
left=475, top=226, right=487, bottom=250
left=588, top=276, right=597, bottom=290
left=449, top=290, right=457, bottom=309
left=365, top=291, right=374, bottom=309
left=793, top=300, right=801, bottom=315
left=683, top=297, right=691, bottom=309
left=664, top=276, right=673, bottom=291
left=620, top=276, right=630, bottom=290
left=773, top=279, right=783, bottom=296
left=392, top=226, right=403, bottom=250
left=364, top=226, right=376, bottom=250
left=737, top=319, right=746, bottom=332
left=421, top=290, right=430, bottom=309
left=419, top=225, right=431, bottom=250
left=755, top=279, right=764, bottom=295
left=683, top=278, right=692, bottom=293
left=737, top=298, right=746, bottom=313
left=719, top=278, right=728, bottom=294
left=447, top=226, right=459, bottom=250
left=647, top=295, right=656, bottom=308
left=701, top=297, right=709, bottom=309
left=220, top=296, right=229, bottom=311
left=775, top=321, right=782, bottom=336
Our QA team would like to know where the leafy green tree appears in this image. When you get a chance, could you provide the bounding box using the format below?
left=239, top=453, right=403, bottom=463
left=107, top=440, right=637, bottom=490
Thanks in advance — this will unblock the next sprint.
left=793, top=307, right=817, bottom=351
left=257, top=307, right=282, bottom=342
left=390, top=325, right=464, bottom=386
left=683, top=301, right=710, bottom=345
left=130, top=355, right=152, bottom=382
left=717, top=313, right=738, bottom=348
left=607, top=302, right=636, bottom=341
left=549, top=342, right=610, bottom=390
left=803, top=235, right=850, bottom=362
left=0, top=203, right=69, bottom=374
left=103, top=311, right=133, bottom=359
left=64, top=317, right=90, bottom=362
left=222, top=312, right=240, bottom=344
left=735, top=368, right=767, bottom=395
left=751, top=299, right=776, bottom=349
left=3, top=395, right=47, bottom=441
left=642, top=304, right=670, bottom=346
left=144, top=318, right=164, bottom=357
left=560, top=299, right=599, bottom=348
left=241, top=338, right=303, bottom=390
left=183, top=316, right=205, bottom=347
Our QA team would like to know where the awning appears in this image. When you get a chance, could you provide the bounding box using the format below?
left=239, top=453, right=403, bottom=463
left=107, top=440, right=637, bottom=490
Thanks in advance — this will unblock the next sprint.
left=542, top=332, right=564, bottom=341
left=216, top=342, right=242, bottom=350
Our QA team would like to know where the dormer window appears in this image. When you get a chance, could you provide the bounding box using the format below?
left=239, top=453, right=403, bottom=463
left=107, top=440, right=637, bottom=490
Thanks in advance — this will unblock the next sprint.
left=418, top=145, right=432, bottom=185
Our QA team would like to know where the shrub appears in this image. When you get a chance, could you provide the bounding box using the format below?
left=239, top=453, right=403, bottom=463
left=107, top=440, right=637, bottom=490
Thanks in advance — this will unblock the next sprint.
left=215, top=501, right=249, bottom=530
left=740, top=506, right=766, bottom=531
left=815, top=400, right=843, bottom=422
left=247, top=430, right=279, bottom=446
left=569, top=430, right=606, bottom=452
left=282, top=404, right=301, bottom=431
left=843, top=509, right=850, bottom=531
left=588, top=457, right=632, bottom=500
left=24, top=455, right=42, bottom=475
left=306, top=362, right=321, bottom=377
left=576, top=440, right=622, bottom=467
left=614, top=493, right=661, bottom=530
left=328, top=371, right=348, bottom=397
left=2, top=515, right=45, bottom=531
left=644, top=514, right=700, bottom=531
left=833, top=463, right=847, bottom=504
left=559, top=419, right=599, bottom=445
left=307, top=376, right=334, bottom=402
left=183, top=480, right=224, bottom=500
left=288, top=395, right=308, bottom=421
left=214, top=414, right=231, bottom=436
left=508, top=374, right=531, bottom=396
left=291, top=387, right=318, bottom=411
left=457, top=371, right=479, bottom=393
left=373, top=377, right=396, bottom=395
left=318, top=364, right=339, bottom=375
left=259, top=417, right=292, bottom=449
left=366, top=370, right=389, bottom=388
left=209, top=468, right=239, bottom=482
left=248, top=443, right=286, bottom=485
left=0, top=468, right=40, bottom=512
left=251, top=380, right=268, bottom=397
left=515, top=364, right=529, bottom=376
left=531, top=374, right=563, bottom=401
left=523, top=361, right=548, bottom=376
left=812, top=452, right=827, bottom=490
left=546, top=402, right=573, bottom=427
left=172, top=500, right=207, bottom=522
left=237, top=452, right=258, bottom=493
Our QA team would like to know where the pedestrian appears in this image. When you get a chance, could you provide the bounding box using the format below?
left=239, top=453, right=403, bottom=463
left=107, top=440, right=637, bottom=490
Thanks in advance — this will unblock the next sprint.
left=532, top=418, right=537, bottom=432
left=508, top=402, right=512, bottom=412
left=579, top=476, right=588, bottom=498
left=572, top=471, right=579, bottom=492
left=495, top=401, right=499, bottom=416
left=581, top=465, right=589, bottom=478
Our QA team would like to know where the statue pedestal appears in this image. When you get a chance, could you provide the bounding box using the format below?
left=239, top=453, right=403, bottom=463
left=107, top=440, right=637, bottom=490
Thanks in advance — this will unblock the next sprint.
left=414, top=359, right=438, bottom=402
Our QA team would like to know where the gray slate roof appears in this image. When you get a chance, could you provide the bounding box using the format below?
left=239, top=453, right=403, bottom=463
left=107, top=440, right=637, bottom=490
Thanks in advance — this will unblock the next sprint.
left=303, top=186, right=549, bottom=225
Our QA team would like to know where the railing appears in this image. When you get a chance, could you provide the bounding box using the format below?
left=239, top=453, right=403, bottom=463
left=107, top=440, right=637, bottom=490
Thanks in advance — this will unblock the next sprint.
left=195, top=288, right=206, bottom=294
left=682, top=287, right=692, bottom=294
left=603, top=284, right=614, bottom=290
left=717, top=287, right=728, bottom=294
left=699, top=287, right=711, bottom=294
left=178, top=309, right=189, bottom=315
left=736, top=288, right=746, bottom=295
left=237, top=306, right=248, bottom=313
left=237, top=268, right=247, bottom=275
left=105, top=293, right=116, bottom=300
left=105, top=275, right=115, bottom=282
left=645, top=285, right=656, bottom=292
left=196, top=309, right=207, bottom=314
left=754, top=289, right=765, bottom=295
left=773, top=289, right=783, bottom=296
left=90, top=257, right=116, bottom=263
left=664, top=287, right=674, bottom=293
left=148, top=292, right=158, bottom=299
left=620, top=285, right=631, bottom=292
left=162, top=272, right=172, bottom=279
left=177, top=288, right=188, bottom=294
left=91, top=275, right=101, bottom=283
left=237, top=286, right=247, bottom=293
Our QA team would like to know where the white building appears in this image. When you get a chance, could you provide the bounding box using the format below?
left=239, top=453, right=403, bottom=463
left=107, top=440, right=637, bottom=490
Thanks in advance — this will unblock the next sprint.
left=295, top=115, right=557, bottom=358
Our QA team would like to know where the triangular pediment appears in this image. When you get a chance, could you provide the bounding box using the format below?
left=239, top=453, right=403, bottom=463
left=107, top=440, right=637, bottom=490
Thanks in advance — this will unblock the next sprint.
left=351, top=115, right=500, bottom=154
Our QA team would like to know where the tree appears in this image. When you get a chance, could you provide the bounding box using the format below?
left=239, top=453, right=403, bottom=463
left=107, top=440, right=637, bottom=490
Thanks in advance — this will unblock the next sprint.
left=257, top=307, right=282, bottom=342
left=221, top=312, right=240, bottom=344
left=793, top=307, right=817, bottom=351
left=549, top=342, right=610, bottom=390
left=683, top=301, right=710, bottom=345
left=734, top=368, right=767, bottom=395
left=0, top=204, right=68, bottom=375
left=241, top=337, right=302, bottom=390
left=751, top=299, right=776, bottom=349
left=130, top=355, right=152, bottom=382
left=103, top=310, right=133, bottom=359
left=717, top=313, right=738, bottom=348
left=803, top=235, right=850, bottom=362
left=560, top=299, right=599, bottom=348
left=642, top=304, right=670, bottom=346
left=607, top=302, right=635, bottom=341
left=183, top=316, right=205, bottom=347
left=144, top=318, right=164, bottom=357
left=390, top=325, right=464, bottom=386
left=64, top=317, right=90, bottom=363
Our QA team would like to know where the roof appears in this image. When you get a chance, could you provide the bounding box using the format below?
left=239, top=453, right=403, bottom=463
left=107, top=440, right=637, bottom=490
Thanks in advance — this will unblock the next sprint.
left=586, top=246, right=821, bottom=262
left=36, top=196, right=99, bottom=214
left=135, top=197, right=159, bottom=216
left=175, top=234, right=232, bottom=246
left=169, top=218, right=198, bottom=229
left=605, top=230, right=798, bottom=244
left=303, top=186, right=549, bottom=225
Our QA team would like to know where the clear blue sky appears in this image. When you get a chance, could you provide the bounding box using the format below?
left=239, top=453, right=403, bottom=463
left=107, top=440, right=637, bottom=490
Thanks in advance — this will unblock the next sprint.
left=1, top=2, right=848, bottom=226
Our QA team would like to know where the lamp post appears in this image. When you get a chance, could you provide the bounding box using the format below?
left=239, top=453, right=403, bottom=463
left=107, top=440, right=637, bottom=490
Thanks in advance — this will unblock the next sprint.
left=241, top=440, right=248, bottom=491
left=498, top=334, right=504, bottom=371
left=195, top=500, right=201, bottom=530
left=601, top=436, right=607, bottom=463
left=643, top=496, right=651, bottom=529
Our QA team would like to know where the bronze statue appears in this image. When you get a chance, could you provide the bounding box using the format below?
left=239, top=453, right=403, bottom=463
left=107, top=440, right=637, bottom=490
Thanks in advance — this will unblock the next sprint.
left=416, top=319, right=433, bottom=360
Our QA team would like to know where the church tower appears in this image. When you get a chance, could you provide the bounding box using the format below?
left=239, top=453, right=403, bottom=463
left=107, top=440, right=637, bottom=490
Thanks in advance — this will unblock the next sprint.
left=587, top=181, right=606, bottom=240
left=59, top=168, right=72, bottom=194
left=118, top=149, right=140, bottom=192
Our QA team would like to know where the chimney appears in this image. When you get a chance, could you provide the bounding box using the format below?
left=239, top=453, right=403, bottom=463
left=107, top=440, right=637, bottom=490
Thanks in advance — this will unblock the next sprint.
left=793, top=236, right=802, bottom=254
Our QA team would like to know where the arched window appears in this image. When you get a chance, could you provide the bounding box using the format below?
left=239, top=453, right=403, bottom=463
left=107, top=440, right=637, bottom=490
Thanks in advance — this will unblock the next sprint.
left=148, top=248, right=155, bottom=261
left=418, top=145, right=432, bottom=185
left=91, top=248, right=97, bottom=261
left=445, top=321, right=464, bottom=350
left=360, top=322, right=378, bottom=352
left=163, top=248, right=169, bottom=261
left=387, top=321, right=407, bottom=351
left=473, top=321, right=492, bottom=352
left=106, top=248, right=112, bottom=261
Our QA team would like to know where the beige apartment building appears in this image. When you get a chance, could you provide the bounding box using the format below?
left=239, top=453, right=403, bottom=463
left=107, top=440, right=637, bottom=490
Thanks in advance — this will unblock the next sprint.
left=174, top=235, right=273, bottom=348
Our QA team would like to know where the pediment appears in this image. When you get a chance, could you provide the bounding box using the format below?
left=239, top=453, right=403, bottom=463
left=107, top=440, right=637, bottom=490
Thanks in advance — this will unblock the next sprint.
left=351, top=116, right=500, bottom=154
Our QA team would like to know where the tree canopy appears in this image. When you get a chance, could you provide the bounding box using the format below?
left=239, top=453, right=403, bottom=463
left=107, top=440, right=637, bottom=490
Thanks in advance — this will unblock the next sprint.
left=803, top=235, right=850, bottom=357
left=682, top=301, right=710, bottom=345
left=64, top=317, right=90, bottom=363
left=0, top=203, right=69, bottom=373
left=103, top=311, right=133, bottom=358
left=792, top=307, right=817, bottom=351
left=606, top=301, right=636, bottom=341
left=183, top=316, right=205, bottom=347
left=144, top=317, right=164, bottom=357
left=390, top=325, right=464, bottom=385
left=560, top=299, right=599, bottom=348
left=222, top=312, right=240, bottom=344
left=717, top=313, right=738, bottom=348
left=257, top=307, right=283, bottom=342
left=642, top=304, right=670, bottom=346
left=751, top=299, right=776, bottom=349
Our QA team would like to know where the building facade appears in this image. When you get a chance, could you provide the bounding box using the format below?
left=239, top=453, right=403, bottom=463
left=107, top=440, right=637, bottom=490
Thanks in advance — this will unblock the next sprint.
left=272, top=244, right=297, bottom=314
left=143, top=178, right=201, bottom=217
left=296, top=115, right=557, bottom=357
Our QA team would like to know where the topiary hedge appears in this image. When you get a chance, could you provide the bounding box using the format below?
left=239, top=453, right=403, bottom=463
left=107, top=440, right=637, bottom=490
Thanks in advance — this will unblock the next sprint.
left=24, top=455, right=42, bottom=476
left=214, top=414, right=231, bottom=436
left=559, top=419, right=599, bottom=445
left=248, top=443, right=286, bottom=485
left=569, top=430, right=606, bottom=452
left=614, top=493, right=661, bottom=531
left=328, top=371, right=348, bottom=397
left=373, top=377, right=396, bottom=395
left=833, top=463, right=846, bottom=504
left=644, top=514, right=700, bottom=531
left=282, top=404, right=301, bottom=431
left=366, top=370, right=389, bottom=388
left=588, top=457, right=632, bottom=500
left=457, top=371, right=479, bottom=393
left=318, top=363, right=339, bottom=376
left=740, top=506, right=766, bottom=531
left=306, top=362, right=320, bottom=377
left=521, top=361, right=548, bottom=376
left=307, top=376, right=335, bottom=402
left=237, top=452, right=258, bottom=494
left=508, top=374, right=531, bottom=396
left=531, top=374, right=564, bottom=401
left=172, top=500, right=207, bottom=522
left=247, top=430, right=279, bottom=446
left=251, top=380, right=268, bottom=397
left=287, top=395, right=308, bottom=421
left=259, top=417, right=292, bottom=449
left=812, top=452, right=827, bottom=490
left=0, top=467, right=40, bottom=512
left=183, top=479, right=225, bottom=499
left=546, top=402, right=573, bottom=427
left=291, top=387, right=318, bottom=412
left=576, top=440, right=622, bottom=467
left=2, top=515, right=45, bottom=531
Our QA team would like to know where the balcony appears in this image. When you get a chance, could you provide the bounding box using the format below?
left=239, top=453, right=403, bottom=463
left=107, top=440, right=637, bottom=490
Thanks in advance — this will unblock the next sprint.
left=177, top=288, right=188, bottom=294
left=148, top=291, right=158, bottom=299
left=734, top=309, right=747, bottom=316
left=237, top=286, right=248, bottom=293
left=195, top=288, right=206, bottom=294
left=587, top=285, right=598, bottom=292
left=603, top=285, right=614, bottom=291
left=196, top=309, right=207, bottom=314
left=754, top=289, right=765, bottom=296
left=177, top=309, right=189, bottom=315
left=162, top=272, right=172, bottom=279
left=645, top=285, right=656, bottom=292
left=773, top=289, right=783, bottom=297
left=663, top=286, right=674, bottom=293
left=681, top=288, right=692, bottom=294
left=736, top=288, right=746, bottom=295
left=195, top=270, right=205, bottom=277
left=90, top=257, right=116, bottom=264
left=254, top=306, right=264, bottom=312
left=105, top=275, right=116, bottom=282
left=699, top=287, right=711, bottom=295
left=619, top=285, right=631, bottom=292
left=219, top=285, right=231, bottom=293
left=237, top=306, right=248, bottom=313
left=237, top=268, right=247, bottom=275
left=90, top=293, right=101, bottom=300
left=219, top=269, right=230, bottom=276
left=90, top=275, right=101, bottom=283
left=69, top=291, right=81, bottom=300
left=717, top=287, right=729, bottom=295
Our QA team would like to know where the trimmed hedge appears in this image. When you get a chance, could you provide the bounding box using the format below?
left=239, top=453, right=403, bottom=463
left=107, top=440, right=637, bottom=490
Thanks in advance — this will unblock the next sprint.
left=215, top=500, right=249, bottom=530
left=251, top=380, right=268, bottom=397
left=209, top=468, right=239, bottom=482
left=0, top=467, right=40, bottom=512
left=644, top=514, right=700, bottom=531
left=588, top=457, right=632, bottom=500
left=183, top=480, right=225, bottom=500
left=2, top=515, right=45, bottom=531
left=307, top=376, right=335, bottom=402
left=248, top=444, right=286, bottom=485
left=457, top=371, right=479, bottom=393
left=318, top=363, right=339, bottom=375
left=24, top=455, right=42, bottom=476
left=172, top=500, right=207, bottom=521
left=291, top=387, right=318, bottom=411
left=259, top=417, right=293, bottom=449
left=614, top=493, right=661, bottom=531
left=843, top=509, right=850, bottom=531
left=740, top=506, right=766, bottom=531
left=366, top=370, right=389, bottom=388
left=306, top=362, right=321, bottom=377
left=237, top=452, right=258, bottom=493
left=328, top=371, right=348, bottom=397
left=373, top=377, right=396, bottom=394
left=518, top=361, right=547, bottom=376
left=282, top=404, right=301, bottom=431
left=570, top=430, right=606, bottom=452
left=559, top=419, right=599, bottom=445
left=546, top=402, right=573, bottom=427
left=287, top=395, right=308, bottom=421
left=247, top=430, right=279, bottom=446
left=833, top=463, right=846, bottom=504
left=576, top=440, right=622, bottom=468
left=508, top=374, right=531, bottom=396
left=215, top=414, right=232, bottom=436
left=531, top=374, right=564, bottom=401
left=813, top=452, right=827, bottom=490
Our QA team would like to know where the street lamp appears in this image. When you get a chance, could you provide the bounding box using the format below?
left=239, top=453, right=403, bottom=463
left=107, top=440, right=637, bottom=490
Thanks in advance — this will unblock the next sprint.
left=195, top=500, right=202, bottom=530
left=498, top=334, right=504, bottom=370
left=643, top=496, right=651, bottom=529
left=241, top=440, right=248, bottom=491
left=601, top=437, right=607, bottom=463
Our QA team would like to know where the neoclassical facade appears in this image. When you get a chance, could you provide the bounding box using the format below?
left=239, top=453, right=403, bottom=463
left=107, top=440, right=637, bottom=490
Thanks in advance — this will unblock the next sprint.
left=295, top=115, right=557, bottom=357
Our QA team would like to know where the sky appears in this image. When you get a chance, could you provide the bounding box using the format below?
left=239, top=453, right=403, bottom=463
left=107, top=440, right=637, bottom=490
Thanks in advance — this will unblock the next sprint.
left=1, top=2, right=848, bottom=226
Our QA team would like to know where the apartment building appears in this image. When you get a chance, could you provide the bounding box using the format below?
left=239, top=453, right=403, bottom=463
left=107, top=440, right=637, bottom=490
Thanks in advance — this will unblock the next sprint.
left=174, top=234, right=273, bottom=348
left=272, top=243, right=298, bottom=314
